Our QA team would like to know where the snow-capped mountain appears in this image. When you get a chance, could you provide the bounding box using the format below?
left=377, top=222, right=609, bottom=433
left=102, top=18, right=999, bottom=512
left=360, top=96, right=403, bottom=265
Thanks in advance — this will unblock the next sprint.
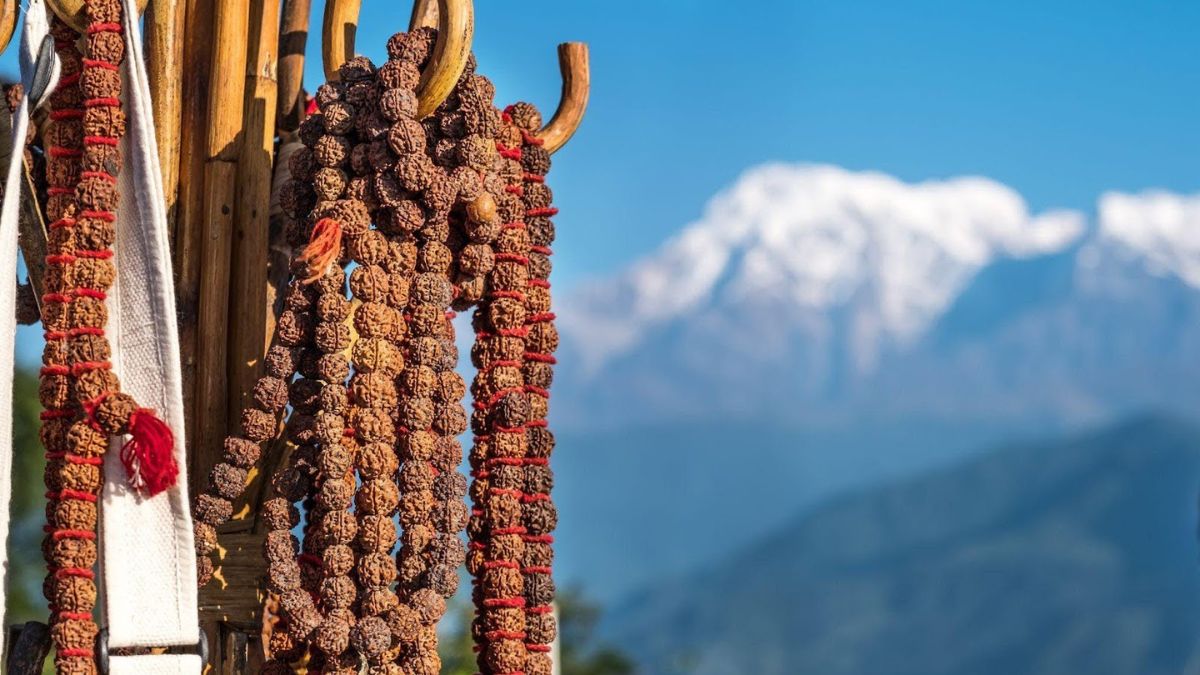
left=554, top=164, right=1200, bottom=430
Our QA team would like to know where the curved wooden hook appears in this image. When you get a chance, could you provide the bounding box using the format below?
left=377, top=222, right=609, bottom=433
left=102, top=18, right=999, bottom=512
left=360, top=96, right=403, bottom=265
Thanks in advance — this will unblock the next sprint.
left=537, top=42, right=590, bottom=154
left=46, top=0, right=148, bottom=32
left=322, top=0, right=473, bottom=119
left=0, top=0, right=16, bottom=57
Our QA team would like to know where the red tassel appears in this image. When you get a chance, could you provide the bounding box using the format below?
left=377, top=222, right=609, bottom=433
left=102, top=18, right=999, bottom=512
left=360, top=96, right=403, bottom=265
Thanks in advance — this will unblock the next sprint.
left=297, top=218, right=342, bottom=284
left=120, top=409, right=178, bottom=496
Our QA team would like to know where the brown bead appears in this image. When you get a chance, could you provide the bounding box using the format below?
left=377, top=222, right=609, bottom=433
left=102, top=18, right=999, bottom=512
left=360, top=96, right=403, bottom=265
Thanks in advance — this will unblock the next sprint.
left=264, top=345, right=300, bottom=379
left=352, top=338, right=403, bottom=376
left=253, top=376, right=289, bottom=413
left=356, top=478, right=400, bottom=516
left=210, top=463, right=248, bottom=500
left=241, top=407, right=277, bottom=442
left=380, top=87, right=418, bottom=121
left=318, top=443, right=354, bottom=478
left=261, top=497, right=300, bottom=531
left=93, top=392, right=135, bottom=435
left=316, top=352, right=350, bottom=382
left=357, top=442, right=399, bottom=481
left=349, top=265, right=390, bottom=303
left=313, top=617, right=351, bottom=656
left=357, top=514, right=398, bottom=553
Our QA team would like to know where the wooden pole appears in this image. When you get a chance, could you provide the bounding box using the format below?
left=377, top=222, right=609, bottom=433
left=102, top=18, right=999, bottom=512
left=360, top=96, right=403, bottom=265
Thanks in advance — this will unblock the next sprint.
left=276, top=0, right=312, bottom=132
left=176, top=0, right=214, bottom=491
left=193, top=0, right=252, bottom=486
left=228, top=0, right=279, bottom=427
left=0, top=0, right=16, bottom=57
left=145, top=0, right=187, bottom=238
left=408, top=0, right=437, bottom=29
left=539, top=43, right=591, bottom=154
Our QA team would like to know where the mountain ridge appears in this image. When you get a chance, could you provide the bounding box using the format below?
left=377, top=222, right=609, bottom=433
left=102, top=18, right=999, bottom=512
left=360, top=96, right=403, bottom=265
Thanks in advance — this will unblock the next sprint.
left=601, top=414, right=1200, bottom=675
left=553, top=164, right=1200, bottom=430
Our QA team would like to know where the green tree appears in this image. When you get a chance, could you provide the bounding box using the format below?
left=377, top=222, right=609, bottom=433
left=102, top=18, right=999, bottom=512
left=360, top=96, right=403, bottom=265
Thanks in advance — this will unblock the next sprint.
left=440, top=584, right=634, bottom=675
left=7, top=368, right=48, bottom=625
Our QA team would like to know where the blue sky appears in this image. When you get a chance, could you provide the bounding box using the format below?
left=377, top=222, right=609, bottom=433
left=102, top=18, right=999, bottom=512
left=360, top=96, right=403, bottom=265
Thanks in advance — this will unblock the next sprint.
left=4, top=0, right=1199, bottom=358
left=392, top=0, right=1199, bottom=290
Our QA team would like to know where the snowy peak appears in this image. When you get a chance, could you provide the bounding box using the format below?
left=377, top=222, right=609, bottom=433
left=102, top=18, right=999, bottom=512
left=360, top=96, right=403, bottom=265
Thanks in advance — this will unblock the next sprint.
left=1091, top=190, right=1200, bottom=287
left=562, top=164, right=1087, bottom=373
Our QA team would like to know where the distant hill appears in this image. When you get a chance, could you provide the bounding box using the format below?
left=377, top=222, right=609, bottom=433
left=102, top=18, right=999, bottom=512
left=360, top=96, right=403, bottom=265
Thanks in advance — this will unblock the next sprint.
left=602, top=416, right=1200, bottom=674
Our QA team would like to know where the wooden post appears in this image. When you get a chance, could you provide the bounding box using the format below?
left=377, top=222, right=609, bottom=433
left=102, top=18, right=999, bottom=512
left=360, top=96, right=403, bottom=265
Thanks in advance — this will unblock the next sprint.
left=277, top=0, right=312, bottom=132
left=193, top=0, right=252, bottom=481
left=175, top=0, right=215, bottom=487
left=145, top=0, right=187, bottom=238
left=228, top=0, right=280, bottom=428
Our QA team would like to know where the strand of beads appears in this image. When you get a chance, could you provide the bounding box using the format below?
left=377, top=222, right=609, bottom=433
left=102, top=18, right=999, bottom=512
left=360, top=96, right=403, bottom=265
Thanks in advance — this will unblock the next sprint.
left=508, top=102, right=560, bottom=675
left=39, top=17, right=101, bottom=675
left=39, top=2, right=182, bottom=671
left=191, top=104, right=328, bottom=586
left=465, top=106, right=537, bottom=675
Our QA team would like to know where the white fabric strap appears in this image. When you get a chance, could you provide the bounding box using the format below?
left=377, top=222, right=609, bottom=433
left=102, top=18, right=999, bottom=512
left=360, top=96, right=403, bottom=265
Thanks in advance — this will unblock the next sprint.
left=0, top=2, right=58, bottom=666
left=99, top=0, right=200, bottom=662
left=109, top=654, right=203, bottom=674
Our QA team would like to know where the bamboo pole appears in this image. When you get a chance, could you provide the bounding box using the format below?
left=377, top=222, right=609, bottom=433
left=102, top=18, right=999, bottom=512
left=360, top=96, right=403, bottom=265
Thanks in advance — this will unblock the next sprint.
left=194, top=0, right=252, bottom=483
left=408, top=0, right=436, bottom=29
left=145, top=0, right=187, bottom=236
left=176, top=0, right=215, bottom=492
left=321, top=0, right=361, bottom=82
left=323, top=0, right=473, bottom=118
left=228, top=0, right=279, bottom=426
left=276, top=0, right=312, bottom=132
left=0, top=0, right=16, bottom=57
left=539, top=43, right=591, bottom=154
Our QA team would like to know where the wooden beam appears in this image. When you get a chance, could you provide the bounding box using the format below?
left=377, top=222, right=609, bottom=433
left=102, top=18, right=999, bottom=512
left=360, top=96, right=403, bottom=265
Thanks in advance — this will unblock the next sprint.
left=176, top=0, right=214, bottom=491
left=539, top=43, right=591, bottom=154
left=194, top=0, right=252, bottom=481
left=276, top=0, right=312, bottom=132
left=145, top=0, right=187, bottom=241
left=228, top=0, right=279, bottom=425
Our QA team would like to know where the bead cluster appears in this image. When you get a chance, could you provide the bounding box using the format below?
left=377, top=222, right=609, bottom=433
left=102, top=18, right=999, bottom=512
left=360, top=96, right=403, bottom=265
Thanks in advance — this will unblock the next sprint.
left=39, top=2, right=178, bottom=672
left=189, top=27, right=531, bottom=673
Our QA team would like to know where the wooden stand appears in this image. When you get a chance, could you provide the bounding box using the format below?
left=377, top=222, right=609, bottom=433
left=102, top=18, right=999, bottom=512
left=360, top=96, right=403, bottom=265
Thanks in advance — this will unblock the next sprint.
left=8, top=0, right=590, bottom=668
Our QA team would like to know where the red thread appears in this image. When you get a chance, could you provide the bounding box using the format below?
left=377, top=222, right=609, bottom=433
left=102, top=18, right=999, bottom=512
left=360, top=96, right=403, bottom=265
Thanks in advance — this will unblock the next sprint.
left=298, top=218, right=342, bottom=284
left=79, top=210, right=115, bottom=222
left=81, top=58, right=119, bottom=71
left=52, top=567, right=95, bottom=580
left=120, top=409, right=178, bottom=496
left=46, top=489, right=98, bottom=503
left=84, top=97, right=121, bottom=108
left=45, top=452, right=104, bottom=466
left=86, top=22, right=123, bottom=33
left=83, top=135, right=119, bottom=146
left=81, top=170, right=117, bottom=183
left=45, top=529, right=97, bottom=541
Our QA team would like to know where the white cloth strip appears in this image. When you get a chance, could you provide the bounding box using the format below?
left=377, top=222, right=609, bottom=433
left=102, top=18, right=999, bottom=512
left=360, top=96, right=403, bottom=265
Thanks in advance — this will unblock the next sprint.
left=0, top=2, right=58, bottom=666
left=99, top=0, right=200, bottom=661
left=109, top=654, right=204, bottom=674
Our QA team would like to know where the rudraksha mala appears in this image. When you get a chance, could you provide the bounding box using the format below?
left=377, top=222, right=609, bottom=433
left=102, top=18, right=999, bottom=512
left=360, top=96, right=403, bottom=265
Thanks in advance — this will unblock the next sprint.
left=511, top=103, right=560, bottom=671
left=38, top=2, right=178, bottom=672
left=189, top=28, right=519, bottom=673
left=461, top=102, right=561, bottom=675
